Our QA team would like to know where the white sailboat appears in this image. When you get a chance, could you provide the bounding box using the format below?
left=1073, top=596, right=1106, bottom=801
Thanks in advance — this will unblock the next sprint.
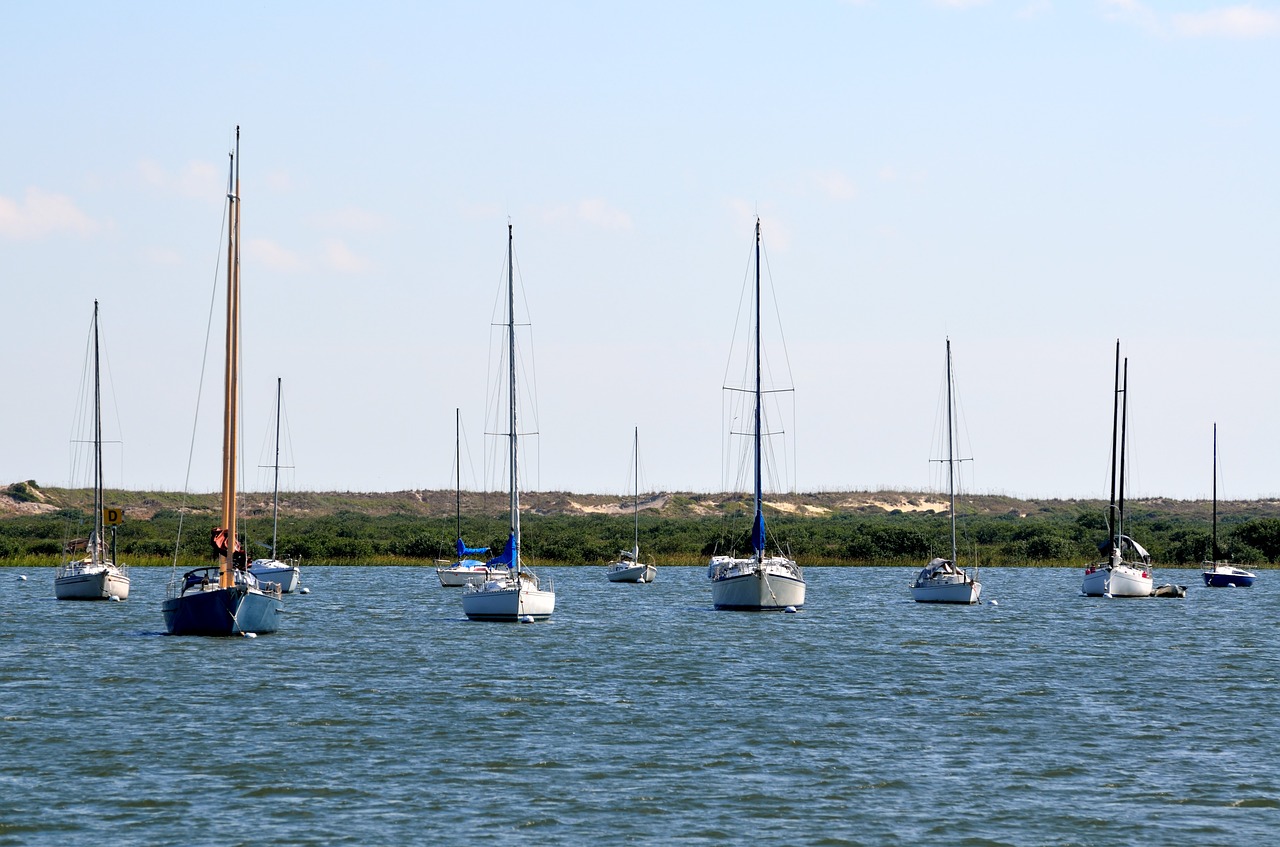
left=248, top=377, right=301, bottom=594
left=461, top=224, right=555, bottom=622
left=1082, top=341, right=1153, bottom=598
left=606, top=427, right=656, bottom=584
left=55, top=300, right=130, bottom=601
left=437, top=407, right=498, bottom=587
left=707, top=219, right=805, bottom=612
left=912, top=339, right=980, bottom=604
left=1202, top=423, right=1256, bottom=588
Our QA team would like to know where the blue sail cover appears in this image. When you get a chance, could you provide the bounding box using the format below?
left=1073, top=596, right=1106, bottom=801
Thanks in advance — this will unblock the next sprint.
left=486, top=533, right=517, bottom=569
left=456, top=538, right=490, bottom=557
left=751, top=510, right=766, bottom=554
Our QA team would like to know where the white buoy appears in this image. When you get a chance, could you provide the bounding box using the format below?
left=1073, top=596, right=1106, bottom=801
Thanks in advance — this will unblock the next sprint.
left=243, top=632, right=257, bottom=639
left=989, top=599, right=998, bottom=606
left=16, top=575, right=27, bottom=581
left=110, top=595, right=121, bottom=602
left=299, top=587, right=311, bottom=595
left=783, top=605, right=797, bottom=614
left=519, top=614, right=535, bottom=624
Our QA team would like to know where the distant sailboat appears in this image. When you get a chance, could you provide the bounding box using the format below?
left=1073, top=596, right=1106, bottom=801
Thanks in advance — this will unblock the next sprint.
left=162, top=127, right=283, bottom=636
left=606, top=427, right=656, bottom=584
left=248, top=377, right=301, bottom=594
left=437, top=407, right=497, bottom=587
left=1202, top=424, right=1256, bottom=588
left=912, top=339, right=980, bottom=604
left=707, top=219, right=805, bottom=611
left=1082, top=342, right=1153, bottom=598
left=461, top=224, right=555, bottom=622
left=55, top=300, right=130, bottom=601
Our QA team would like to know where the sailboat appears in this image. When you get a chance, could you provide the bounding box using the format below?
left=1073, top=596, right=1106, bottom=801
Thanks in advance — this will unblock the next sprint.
left=1202, top=424, right=1256, bottom=588
left=460, top=224, right=556, bottom=622
left=912, top=339, right=980, bottom=604
left=707, top=219, right=806, bottom=612
left=606, top=427, right=656, bottom=584
left=54, top=300, right=130, bottom=601
left=162, top=127, right=284, bottom=636
left=437, top=407, right=498, bottom=587
left=1082, top=341, right=1153, bottom=598
left=248, top=377, right=301, bottom=593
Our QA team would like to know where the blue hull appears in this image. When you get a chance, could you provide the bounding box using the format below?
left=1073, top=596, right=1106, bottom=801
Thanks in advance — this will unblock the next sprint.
left=162, top=586, right=282, bottom=636
left=1203, top=572, right=1256, bottom=588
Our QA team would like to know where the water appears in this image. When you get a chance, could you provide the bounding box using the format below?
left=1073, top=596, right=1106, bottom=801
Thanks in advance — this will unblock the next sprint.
left=2, top=566, right=1277, bottom=845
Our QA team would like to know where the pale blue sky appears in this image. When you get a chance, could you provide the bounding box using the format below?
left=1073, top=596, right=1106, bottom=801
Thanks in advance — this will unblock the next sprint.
left=3, top=0, right=1278, bottom=499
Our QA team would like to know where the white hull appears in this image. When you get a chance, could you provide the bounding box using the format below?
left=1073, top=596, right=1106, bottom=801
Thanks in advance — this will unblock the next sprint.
left=54, top=563, right=129, bottom=601
left=709, top=556, right=805, bottom=610
left=1082, top=561, right=1152, bottom=597
left=437, top=564, right=499, bottom=587
left=248, top=559, right=300, bottom=594
left=912, top=578, right=980, bottom=604
left=606, top=562, right=656, bottom=583
left=462, top=575, right=555, bottom=621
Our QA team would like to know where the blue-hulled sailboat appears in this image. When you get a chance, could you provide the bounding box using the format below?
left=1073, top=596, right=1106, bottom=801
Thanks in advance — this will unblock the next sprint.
left=162, top=127, right=283, bottom=636
left=1203, top=424, right=1256, bottom=588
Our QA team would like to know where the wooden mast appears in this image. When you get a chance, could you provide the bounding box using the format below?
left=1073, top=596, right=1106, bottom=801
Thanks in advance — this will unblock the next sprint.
left=220, top=127, right=241, bottom=589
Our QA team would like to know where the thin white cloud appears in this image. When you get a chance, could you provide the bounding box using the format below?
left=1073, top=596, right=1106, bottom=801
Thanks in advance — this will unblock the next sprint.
left=1101, top=1, right=1279, bottom=38
left=0, top=188, right=99, bottom=240
left=137, top=158, right=224, bottom=199
left=1017, top=0, right=1053, bottom=19
left=322, top=239, right=373, bottom=273
left=577, top=198, right=632, bottom=231
left=1173, top=5, right=1280, bottom=38
left=310, top=207, right=390, bottom=233
left=934, top=0, right=990, bottom=7
left=246, top=238, right=306, bottom=272
left=815, top=170, right=858, bottom=201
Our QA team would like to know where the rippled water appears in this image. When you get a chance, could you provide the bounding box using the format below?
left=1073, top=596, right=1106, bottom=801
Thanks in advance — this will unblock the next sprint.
left=2, top=565, right=1277, bottom=845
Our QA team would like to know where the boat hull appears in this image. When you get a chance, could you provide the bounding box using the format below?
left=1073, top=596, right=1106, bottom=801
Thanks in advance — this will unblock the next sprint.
left=1082, top=563, right=1152, bottom=597
left=606, top=563, right=656, bottom=583
left=248, top=560, right=300, bottom=594
left=912, top=579, right=980, bottom=604
left=437, top=564, right=497, bottom=587
left=1203, top=567, right=1256, bottom=588
left=709, top=559, right=805, bottom=611
left=162, top=585, right=283, bottom=636
left=54, top=566, right=129, bottom=601
left=461, top=582, right=555, bottom=621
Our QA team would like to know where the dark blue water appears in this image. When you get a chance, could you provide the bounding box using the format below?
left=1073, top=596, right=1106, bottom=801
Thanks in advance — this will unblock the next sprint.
left=2, top=566, right=1277, bottom=845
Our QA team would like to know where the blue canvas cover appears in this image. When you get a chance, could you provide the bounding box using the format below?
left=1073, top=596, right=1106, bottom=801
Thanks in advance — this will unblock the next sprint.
left=456, top=538, right=490, bottom=557
left=486, top=533, right=517, bottom=568
left=750, top=510, right=766, bottom=554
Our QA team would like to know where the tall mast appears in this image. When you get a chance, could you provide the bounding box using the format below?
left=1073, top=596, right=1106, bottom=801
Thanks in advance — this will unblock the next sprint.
left=1107, top=340, right=1121, bottom=549
left=946, top=338, right=956, bottom=564
left=455, top=407, right=462, bottom=545
left=507, top=223, right=520, bottom=568
left=753, top=218, right=763, bottom=558
left=1117, top=357, right=1129, bottom=554
left=220, top=127, right=241, bottom=589
left=92, top=300, right=103, bottom=564
left=271, top=377, right=281, bottom=559
left=633, top=426, right=640, bottom=557
left=1212, top=423, right=1218, bottom=562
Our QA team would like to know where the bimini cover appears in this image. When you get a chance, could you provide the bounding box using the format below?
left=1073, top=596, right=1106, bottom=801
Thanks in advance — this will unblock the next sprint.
left=456, top=538, right=490, bottom=557
left=486, top=533, right=517, bottom=568
left=1120, top=534, right=1151, bottom=561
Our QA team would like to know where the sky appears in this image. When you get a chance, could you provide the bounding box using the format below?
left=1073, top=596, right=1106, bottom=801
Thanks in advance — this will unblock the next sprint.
left=2, top=0, right=1278, bottom=501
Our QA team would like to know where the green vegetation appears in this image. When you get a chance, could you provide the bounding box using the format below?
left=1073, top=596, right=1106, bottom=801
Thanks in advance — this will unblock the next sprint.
left=2, top=484, right=1278, bottom=568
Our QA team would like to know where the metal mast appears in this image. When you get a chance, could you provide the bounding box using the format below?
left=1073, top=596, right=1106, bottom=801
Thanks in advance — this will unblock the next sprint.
left=220, top=127, right=241, bottom=589
left=271, top=377, right=281, bottom=558
left=507, top=223, right=520, bottom=568
left=92, top=300, right=103, bottom=564
left=946, top=338, right=956, bottom=565
left=753, top=218, right=763, bottom=559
